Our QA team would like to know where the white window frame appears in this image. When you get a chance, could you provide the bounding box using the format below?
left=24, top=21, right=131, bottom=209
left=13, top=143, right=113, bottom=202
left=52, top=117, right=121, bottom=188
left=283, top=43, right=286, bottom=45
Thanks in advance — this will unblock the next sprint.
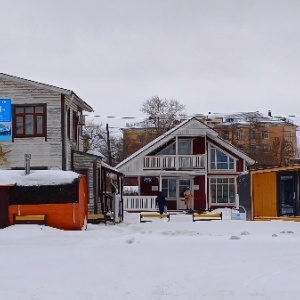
left=209, top=176, right=237, bottom=205
left=162, top=178, right=176, bottom=198
left=158, top=139, right=192, bottom=155
left=236, top=130, right=243, bottom=140
left=262, top=130, right=269, bottom=139
left=209, top=144, right=235, bottom=171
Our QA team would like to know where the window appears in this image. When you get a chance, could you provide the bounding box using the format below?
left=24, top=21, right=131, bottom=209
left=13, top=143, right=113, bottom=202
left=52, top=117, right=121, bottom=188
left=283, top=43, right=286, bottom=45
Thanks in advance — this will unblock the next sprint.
left=249, top=130, right=255, bottom=139
left=178, top=140, right=192, bottom=155
left=13, top=105, right=46, bottom=137
left=162, top=178, right=176, bottom=198
left=236, top=130, right=243, bottom=140
left=159, top=142, right=176, bottom=155
left=210, top=145, right=234, bottom=170
left=223, top=131, right=229, bottom=140
left=67, top=108, right=71, bottom=139
left=137, top=135, right=144, bottom=144
left=262, top=130, right=268, bottom=139
left=262, top=144, right=269, bottom=153
left=250, top=144, right=256, bottom=154
left=210, top=177, right=236, bottom=204
left=159, top=140, right=192, bottom=155
left=73, top=111, right=79, bottom=142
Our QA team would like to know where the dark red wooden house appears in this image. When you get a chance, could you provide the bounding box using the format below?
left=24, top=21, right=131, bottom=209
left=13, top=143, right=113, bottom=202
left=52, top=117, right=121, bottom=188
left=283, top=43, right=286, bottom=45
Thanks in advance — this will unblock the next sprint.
left=116, top=117, right=255, bottom=211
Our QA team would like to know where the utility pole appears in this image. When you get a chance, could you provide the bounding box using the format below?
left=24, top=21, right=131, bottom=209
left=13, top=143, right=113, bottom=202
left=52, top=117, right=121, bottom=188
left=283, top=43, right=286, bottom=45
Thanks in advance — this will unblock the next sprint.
left=106, top=123, right=112, bottom=165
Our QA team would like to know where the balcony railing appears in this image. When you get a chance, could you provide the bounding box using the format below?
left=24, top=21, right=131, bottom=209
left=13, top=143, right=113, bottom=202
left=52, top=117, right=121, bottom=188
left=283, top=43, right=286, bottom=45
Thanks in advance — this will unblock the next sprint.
left=123, top=196, right=157, bottom=211
left=143, top=155, right=205, bottom=170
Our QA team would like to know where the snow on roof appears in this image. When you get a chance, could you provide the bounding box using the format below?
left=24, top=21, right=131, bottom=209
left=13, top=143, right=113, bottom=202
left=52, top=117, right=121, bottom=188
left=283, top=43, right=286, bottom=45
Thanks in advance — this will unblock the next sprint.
left=0, top=170, right=80, bottom=186
left=86, top=149, right=105, bottom=158
left=101, top=161, right=123, bottom=174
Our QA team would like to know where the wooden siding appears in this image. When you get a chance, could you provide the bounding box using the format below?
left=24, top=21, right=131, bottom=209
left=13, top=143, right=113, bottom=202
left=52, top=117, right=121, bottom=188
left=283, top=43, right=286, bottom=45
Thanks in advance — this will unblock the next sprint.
left=252, top=172, right=277, bottom=218
left=140, top=176, right=159, bottom=196
left=72, top=152, right=102, bottom=213
left=193, top=136, right=206, bottom=154
left=0, top=78, right=85, bottom=170
left=194, top=175, right=206, bottom=211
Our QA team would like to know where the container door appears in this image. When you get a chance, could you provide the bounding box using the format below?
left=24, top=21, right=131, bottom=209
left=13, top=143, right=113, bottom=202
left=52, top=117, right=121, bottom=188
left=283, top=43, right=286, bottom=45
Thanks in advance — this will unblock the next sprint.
left=278, top=172, right=296, bottom=216
left=0, top=188, right=9, bottom=228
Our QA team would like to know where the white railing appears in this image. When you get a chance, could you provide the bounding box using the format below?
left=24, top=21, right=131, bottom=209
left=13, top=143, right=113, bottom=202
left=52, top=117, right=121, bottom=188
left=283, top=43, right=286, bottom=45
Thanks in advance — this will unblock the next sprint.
left=123, top=196, right=157, bottom=211
left=143, top=155, right=205, bottom=170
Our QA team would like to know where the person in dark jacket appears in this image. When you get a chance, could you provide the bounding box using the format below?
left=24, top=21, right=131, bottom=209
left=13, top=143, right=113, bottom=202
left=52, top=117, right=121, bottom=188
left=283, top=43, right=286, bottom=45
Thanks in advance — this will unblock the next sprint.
left=156, top=192, right=167, bottom=215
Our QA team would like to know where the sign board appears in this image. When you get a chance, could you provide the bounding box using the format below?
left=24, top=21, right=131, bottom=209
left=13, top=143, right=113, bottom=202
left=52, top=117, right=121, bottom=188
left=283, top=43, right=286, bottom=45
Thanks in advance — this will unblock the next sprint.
left=231, top=212, right=246, bottom=221
left=144, top=177, right=151, bottom=183
left=0, top=99, right=12, bottom=122
left=0, top=99, right=12, bottom=142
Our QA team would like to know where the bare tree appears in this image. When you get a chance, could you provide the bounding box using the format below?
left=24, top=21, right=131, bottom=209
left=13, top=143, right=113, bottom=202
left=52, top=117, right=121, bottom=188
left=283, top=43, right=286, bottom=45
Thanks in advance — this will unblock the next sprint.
left=140, top=96, right=186, bottom=131
left=82, top=121, right=124, bottom=166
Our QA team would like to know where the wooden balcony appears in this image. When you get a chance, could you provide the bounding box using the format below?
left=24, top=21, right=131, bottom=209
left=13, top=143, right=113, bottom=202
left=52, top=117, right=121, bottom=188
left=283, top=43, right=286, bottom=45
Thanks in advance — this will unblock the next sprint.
left=143, top=155, right=206, bottom=170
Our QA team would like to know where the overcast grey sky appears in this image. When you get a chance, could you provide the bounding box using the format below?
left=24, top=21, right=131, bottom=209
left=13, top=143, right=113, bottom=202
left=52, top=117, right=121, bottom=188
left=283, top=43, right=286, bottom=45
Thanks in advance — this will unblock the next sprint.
left=1, top=0, right=299, bottom=128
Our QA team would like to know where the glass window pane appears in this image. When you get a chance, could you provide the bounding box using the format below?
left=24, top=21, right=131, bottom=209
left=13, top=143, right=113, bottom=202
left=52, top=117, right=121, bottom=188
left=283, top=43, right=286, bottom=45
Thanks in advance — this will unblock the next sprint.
left=217, top=185, right=223, bottom=203
left=229, top=184, right=235, bottom=203
left=16, top=116, right=23, bottom=134
left=35, top=106, right=44, bottom=113
left=211, top=184, right=216, bottom=203
left=15, top=107, right=24, bottom=114
left=162, top=179, right=168, bottom=188
left=25, top=107, right=34, bottom=113
left=178, top=140, right=191, bottom=155
left=25, top=115, right=34, bottom=135
left=37, top=116, right=43, bottom=134
left=159, top=143, right=176, bottom=155
left=169, top=179, right=176, bottom=197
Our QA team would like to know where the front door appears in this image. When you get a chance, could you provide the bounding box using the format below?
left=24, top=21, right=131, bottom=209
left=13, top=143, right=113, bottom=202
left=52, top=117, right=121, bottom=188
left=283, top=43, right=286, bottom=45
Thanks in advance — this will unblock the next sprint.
left=178, top=179, right=192, bottom=210
left=278, top=172, right=297, bottom=216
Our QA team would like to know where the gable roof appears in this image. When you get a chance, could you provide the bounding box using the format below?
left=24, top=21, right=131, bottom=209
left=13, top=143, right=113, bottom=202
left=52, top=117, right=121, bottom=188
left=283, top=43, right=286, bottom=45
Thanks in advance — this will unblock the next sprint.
left=116, top=117, right=255, bottom=170
left=0, top=73, right=93, bottom=112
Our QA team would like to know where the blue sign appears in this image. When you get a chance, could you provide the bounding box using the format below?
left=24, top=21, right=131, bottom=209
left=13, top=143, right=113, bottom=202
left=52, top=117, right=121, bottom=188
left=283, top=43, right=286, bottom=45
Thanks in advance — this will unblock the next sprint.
left=0, top=99, right=12, bottom=122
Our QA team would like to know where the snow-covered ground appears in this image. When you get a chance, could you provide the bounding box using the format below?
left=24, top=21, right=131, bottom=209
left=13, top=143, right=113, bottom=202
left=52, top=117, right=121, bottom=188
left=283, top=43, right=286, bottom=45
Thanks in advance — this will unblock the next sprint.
left=1, top=210, right=300, bottom=300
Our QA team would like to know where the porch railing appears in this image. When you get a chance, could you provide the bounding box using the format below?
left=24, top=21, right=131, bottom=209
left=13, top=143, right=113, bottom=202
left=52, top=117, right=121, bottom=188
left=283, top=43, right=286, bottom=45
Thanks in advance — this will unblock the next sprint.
left=123, top=196, right=157, bottom=211
left=143, top=155, right=205, bottom=170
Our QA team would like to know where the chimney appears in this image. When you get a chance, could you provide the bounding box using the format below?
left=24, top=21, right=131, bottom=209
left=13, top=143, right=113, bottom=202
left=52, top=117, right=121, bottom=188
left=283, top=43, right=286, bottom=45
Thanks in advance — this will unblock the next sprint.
left=24, top=154, right=31, bottom=175
left=268, top=110, right=272, bottom=117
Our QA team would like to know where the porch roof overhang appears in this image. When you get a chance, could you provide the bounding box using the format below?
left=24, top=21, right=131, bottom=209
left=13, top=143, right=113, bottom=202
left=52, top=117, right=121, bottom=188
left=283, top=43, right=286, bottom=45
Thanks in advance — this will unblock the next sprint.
left=122, top=170, right=207, bottom=178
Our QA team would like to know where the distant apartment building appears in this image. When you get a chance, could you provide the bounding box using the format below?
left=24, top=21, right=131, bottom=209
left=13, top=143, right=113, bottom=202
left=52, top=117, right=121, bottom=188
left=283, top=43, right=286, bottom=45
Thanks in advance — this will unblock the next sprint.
left=122, top=111, right=299, bottom=167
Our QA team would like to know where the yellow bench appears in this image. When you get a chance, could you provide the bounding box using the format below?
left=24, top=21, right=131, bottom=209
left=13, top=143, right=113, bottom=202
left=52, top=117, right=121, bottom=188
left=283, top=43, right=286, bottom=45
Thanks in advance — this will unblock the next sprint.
left=192, top=212, right=222, bottom=222
left=88, top=214, right=107, bottom=225
left=140, top=213, right=170, bottom=223
left=13, top=214, right=47, bottom=225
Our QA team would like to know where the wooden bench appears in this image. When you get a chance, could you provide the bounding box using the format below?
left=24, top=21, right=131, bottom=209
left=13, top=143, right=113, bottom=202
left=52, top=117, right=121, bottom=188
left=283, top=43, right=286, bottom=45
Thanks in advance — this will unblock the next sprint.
left=13, top=214, right=47, bottom=225
left=140, top=213, right=170, bottom=223
left=192, top=212, right=222, bottom=222
left=88, top=214, right=107, bottom=225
